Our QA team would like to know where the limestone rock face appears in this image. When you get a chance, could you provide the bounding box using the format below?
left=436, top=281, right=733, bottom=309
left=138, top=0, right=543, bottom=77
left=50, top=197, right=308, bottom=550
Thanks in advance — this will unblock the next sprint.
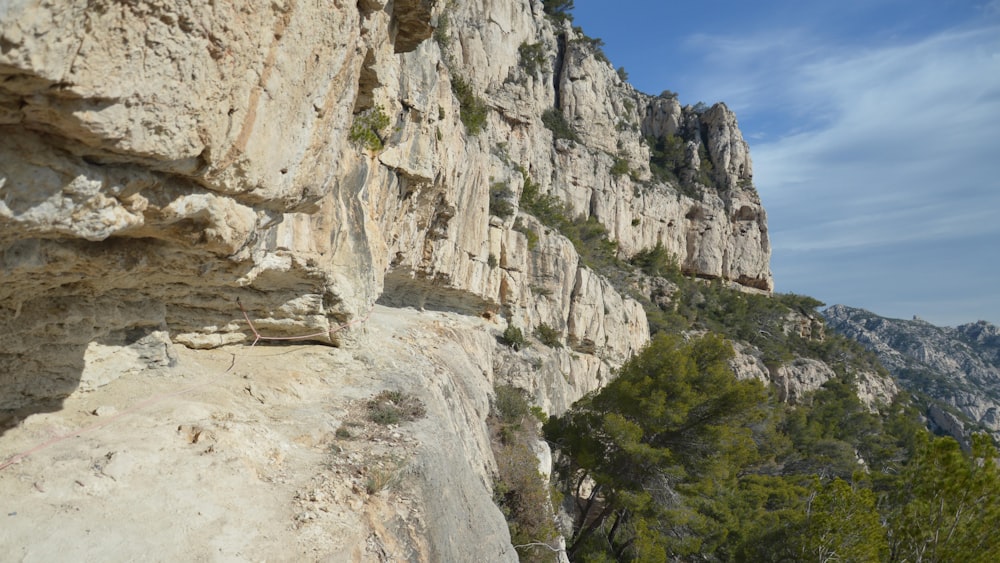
left=1, top=0, right=391, bottom=406
left=824, top=305, right=1000, bottom=439
left=774, top=358, right=836, bottom=404
left=1, top=0, right=772, bottom=556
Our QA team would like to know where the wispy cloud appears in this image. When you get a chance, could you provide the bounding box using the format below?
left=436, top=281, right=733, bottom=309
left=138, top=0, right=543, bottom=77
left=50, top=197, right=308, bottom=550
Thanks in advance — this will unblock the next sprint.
left=752, top=24, right=1000, bottom=251
left=680, top=17, right=1000, bottom=322
left=571, top=0, right=1000, bottom=323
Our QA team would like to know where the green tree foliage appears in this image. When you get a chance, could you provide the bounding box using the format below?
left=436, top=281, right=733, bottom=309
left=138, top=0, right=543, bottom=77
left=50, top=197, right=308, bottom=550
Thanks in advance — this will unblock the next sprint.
left=501, top=324, right=527, bottom=351
left=535, top=323, right=563, bottom=348
left=645, top=134, right=686, bottom=185
left=348, top=106, right=391, bottom=151
left=519, top=42, right=547, bottom=77
left=542, top=0, right=574, bottom=22
left=451, top=75, right=488, bottom=135
left=489, top=181, right=515, bottom=219
left=802, top=478, right=887, bottom=562
left=781, top=377, right=888, bottom=479
left=610, top=156, right=630, bottom=178
left=545, top=334, right=768, bottom=560
left=542, top=108, right=580, bottom=142
left=490, top=385, right=561, bottom=561
left=886, top=433, right=1000, bottom=562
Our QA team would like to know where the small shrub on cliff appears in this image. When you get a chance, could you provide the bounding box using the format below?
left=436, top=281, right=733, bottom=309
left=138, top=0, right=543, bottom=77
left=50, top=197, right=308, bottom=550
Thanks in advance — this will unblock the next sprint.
left=535, top=323, right=562, bottom=349
left=570, top=28, right=609, bottom=64
left=541, top=108, right=579, bottom=142
left=489, top=385, right=560, bottom=561
left=364, top=458, right=402, bottom=494
left=610, top=155, right=630, bottom=177
left=451, top=75, right=488, bottom=135
left=630, top=242, right=681, bottom=280
left=349, top=106, right=391, bottom=151
left=542, top=0, right=574, bottom=22
left=519, top=173, right=568, bottom=227
left=367, top=390, right=426, bottom=425
left=489, top=181, right=515, bottom=219
left=513, top=218, right=539, bottom=251
left=500, top=325, right=527, bottom=351
left=433, top=11, right=450, bottom=47
left=518, top=42, right=547, bottom=77
left=494, top=384, right=531, bottom=425
left=646, top=133, right=685, bottom=183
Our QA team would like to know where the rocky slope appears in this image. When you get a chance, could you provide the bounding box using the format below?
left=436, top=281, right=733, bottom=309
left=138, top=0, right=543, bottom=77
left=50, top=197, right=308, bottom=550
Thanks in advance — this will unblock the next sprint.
left=0, top=0, right=770, bottom=412
left=2, top=0, right=775, bottom=558
left=823, top=305, right=1000, bottom=440
left=0, top=306, right=524, bottom=561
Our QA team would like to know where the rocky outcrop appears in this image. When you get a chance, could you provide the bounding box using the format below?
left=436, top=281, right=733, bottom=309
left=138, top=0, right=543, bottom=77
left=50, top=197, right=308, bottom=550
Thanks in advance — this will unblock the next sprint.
left=1, top=0, right=388, bottom=410
left=1, top=0, right=769, bottom=412
left=823, top=305, right=1000, bottom=439
left=726, top=305, right=897, bottom=410
left=773, top=358, right=837, bottom=404
left=1, top=0, right=773, bottom=557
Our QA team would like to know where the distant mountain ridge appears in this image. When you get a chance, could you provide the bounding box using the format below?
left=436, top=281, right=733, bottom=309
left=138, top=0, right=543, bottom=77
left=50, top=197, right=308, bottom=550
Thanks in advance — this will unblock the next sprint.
left=822, top=304, right=1000, bottom=440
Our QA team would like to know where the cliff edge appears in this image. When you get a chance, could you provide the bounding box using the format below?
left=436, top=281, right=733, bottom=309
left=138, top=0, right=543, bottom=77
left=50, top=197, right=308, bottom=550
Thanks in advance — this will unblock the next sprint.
left=1, top=0, right=772, bottom=558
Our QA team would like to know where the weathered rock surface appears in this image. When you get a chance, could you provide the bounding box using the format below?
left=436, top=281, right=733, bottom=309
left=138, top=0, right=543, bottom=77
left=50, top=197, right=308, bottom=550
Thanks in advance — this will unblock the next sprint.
left=2, top=0, right=773, bottom=556
left=1, top=0, right=767, bottom=411
left=824, top=305, right=1000, bottom=439
left=726, top=306, right=897, bottom=410
left=0, top=307, right=518, bottom=562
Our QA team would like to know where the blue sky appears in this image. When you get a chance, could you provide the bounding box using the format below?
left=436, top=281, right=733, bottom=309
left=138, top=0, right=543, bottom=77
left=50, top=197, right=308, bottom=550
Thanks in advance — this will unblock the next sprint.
left=571, top=0, right=1000, bottom=327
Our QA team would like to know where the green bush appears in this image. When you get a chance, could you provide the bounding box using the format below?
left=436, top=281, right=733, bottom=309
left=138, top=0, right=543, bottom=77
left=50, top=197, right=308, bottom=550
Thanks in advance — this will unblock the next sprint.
left=570, top=28, right=608, bottom=64
left=519, top=172, right=567, bottom=227
left=433, top=11, right=450, bottom=47
left=518, top=42, right=547, bottom=76
left=348, top=106, right=391, bottom=151
left=541, top=108, right=579, bottom=142
left=535, top=323, right=563, bottom=348
left=489, top=181, right=515, bottom=219
left=646, top=134, right=686, bottom=184
left=451, top=75, right=488, bottom=135
left=489, top=384, right=559, bottom=561
left=630, top=242, right=681, bottom=279
left=494, top=384, right=531, bottom=424
left=500, top=325, right=527, bottom=351
left=610, top=156, right=630, bottom=177
left=542, top=0, right=574, bottom=22
left=367, top=390, right=426, bottom=425
left=513, top=218, right=539, bottom=251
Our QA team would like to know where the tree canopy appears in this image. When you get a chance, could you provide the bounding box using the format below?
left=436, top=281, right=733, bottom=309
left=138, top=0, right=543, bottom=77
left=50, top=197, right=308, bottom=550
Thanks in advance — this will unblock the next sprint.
left=544, top=333, right=1000, bottom=562
left=545, top=334, right=768, bottom=560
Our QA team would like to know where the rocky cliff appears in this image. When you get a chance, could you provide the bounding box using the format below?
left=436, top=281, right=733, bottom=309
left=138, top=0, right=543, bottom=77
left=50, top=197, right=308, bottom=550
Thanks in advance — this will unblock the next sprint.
left=1, top=0, right=772, bottom=558
left=823, top=305, right=1000, bottom=441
